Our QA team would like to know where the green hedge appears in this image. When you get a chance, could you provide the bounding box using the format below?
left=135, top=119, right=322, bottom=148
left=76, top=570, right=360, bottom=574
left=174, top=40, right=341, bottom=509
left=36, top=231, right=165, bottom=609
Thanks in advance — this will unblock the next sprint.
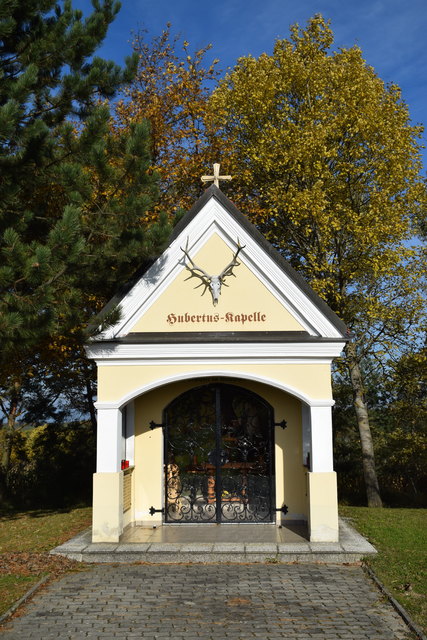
left=4, top=422, right=95, bottom=508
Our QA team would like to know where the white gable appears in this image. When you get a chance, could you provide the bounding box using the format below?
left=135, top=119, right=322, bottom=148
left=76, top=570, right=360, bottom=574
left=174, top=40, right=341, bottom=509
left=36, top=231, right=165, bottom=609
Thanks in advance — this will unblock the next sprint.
left=95, top=193, right=345, bottom=341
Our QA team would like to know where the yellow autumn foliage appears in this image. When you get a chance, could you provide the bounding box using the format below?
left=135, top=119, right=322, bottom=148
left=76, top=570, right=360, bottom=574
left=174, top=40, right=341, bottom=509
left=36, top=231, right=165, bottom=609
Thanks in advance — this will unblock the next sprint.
left=114, top=25, right=220, bottom=218
left=207, top=15, right=426, bottom=337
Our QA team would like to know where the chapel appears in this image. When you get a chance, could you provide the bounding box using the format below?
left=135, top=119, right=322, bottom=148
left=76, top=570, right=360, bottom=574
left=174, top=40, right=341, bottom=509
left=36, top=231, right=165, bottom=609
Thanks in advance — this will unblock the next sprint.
left=86, top=170, right=347, bottom=543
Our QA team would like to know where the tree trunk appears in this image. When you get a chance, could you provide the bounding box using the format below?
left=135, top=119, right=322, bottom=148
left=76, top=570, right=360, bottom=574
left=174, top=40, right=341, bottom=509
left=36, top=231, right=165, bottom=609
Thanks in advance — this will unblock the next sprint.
left=82, top=361, right=97, bottom=436
left=345, top=340, right=382, bottom=507
left=84, top=378, right=96, bottom=435
left=1, top=385, right=20, bottom=493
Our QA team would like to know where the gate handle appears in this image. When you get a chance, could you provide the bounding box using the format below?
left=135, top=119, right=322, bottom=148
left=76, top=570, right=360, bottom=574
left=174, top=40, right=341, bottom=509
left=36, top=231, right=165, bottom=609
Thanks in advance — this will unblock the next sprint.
left=274, top=420, right=287, bottom=429
left=275, top=504, right=289, bottom=515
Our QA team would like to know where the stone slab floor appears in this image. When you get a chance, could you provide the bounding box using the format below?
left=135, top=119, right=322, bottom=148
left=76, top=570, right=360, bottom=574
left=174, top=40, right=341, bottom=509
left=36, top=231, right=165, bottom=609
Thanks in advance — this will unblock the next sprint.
left=120, top=522, right=308, bottom=544
left=0, top=563, right=415, bottom=640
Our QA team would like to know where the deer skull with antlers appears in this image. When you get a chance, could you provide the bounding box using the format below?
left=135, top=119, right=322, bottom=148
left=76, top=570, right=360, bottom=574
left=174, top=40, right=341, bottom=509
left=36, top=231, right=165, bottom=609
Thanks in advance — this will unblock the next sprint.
left=181, top=239, right=245, bottom=306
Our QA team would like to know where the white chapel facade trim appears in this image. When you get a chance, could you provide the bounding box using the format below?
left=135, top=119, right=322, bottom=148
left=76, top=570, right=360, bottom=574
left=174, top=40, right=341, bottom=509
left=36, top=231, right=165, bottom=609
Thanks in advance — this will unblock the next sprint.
left=86, top=184, right=347, bottom=543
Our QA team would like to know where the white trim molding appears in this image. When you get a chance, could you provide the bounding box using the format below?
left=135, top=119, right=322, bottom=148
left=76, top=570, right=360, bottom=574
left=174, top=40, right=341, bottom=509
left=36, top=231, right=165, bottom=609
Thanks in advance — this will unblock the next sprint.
left=86, top=341, right=345, bottom=362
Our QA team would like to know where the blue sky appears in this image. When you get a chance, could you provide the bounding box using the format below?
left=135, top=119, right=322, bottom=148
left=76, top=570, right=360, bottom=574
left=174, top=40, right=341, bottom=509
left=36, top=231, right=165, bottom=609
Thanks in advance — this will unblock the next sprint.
left=76, top=0, right=426, bottom=170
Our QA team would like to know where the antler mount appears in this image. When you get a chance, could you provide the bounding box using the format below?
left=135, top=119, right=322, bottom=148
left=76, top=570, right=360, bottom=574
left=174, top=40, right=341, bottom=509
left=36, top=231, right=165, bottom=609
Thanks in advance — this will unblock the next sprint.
left=181, top=239, right=245, bottom=306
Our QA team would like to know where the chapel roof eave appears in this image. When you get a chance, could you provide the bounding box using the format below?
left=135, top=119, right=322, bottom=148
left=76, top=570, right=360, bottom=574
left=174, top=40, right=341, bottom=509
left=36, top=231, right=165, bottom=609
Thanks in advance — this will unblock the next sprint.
left=92, top=331, right=347, bottom=345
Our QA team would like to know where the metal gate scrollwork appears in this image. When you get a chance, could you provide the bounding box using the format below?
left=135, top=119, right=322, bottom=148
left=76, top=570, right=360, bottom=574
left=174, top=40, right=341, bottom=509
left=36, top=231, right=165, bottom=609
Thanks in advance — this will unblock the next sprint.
left=164, top=384, right=275, bottom=523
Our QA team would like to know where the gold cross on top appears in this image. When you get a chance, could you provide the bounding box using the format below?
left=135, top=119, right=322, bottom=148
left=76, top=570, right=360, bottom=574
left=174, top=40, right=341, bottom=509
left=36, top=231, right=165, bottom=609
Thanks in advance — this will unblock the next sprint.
left=201, top=163, right=232, bottom=188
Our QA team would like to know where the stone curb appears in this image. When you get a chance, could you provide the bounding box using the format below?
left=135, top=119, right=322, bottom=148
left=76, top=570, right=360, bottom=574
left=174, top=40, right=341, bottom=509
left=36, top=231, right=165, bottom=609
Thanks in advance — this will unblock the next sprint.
left=49, top=518, right=377, bottom=564
left=51, top=549, right=369, bottom=564
left=363, top=563, right=427, bottom=640
left=0, top=574, right=50, bottom=626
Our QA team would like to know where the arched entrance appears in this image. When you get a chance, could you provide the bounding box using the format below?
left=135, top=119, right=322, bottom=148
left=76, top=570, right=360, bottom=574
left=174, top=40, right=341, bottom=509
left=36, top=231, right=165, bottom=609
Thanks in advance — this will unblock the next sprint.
left=164, top=383, right=275, bottom=523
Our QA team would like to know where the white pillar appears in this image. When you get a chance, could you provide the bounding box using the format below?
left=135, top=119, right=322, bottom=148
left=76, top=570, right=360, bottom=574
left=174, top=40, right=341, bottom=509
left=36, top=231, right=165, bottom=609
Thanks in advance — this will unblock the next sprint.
left=96, top=406, right=122, bottom=472
left=309, top=405, right=334, bottom=472
left=92, top=404, right=124, bottom=542
left=307, top=403, right=338, bottom=542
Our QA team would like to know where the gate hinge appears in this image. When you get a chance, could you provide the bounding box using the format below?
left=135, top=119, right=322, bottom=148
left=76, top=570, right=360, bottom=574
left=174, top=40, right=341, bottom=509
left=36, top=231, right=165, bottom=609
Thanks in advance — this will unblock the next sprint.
left=149, top=506, right=165, bottom=516
left=274, top=420, right=287, bottom=430
left=149, top=421, right=165, bottom=430
left=275, top=504, right=289, bottom=515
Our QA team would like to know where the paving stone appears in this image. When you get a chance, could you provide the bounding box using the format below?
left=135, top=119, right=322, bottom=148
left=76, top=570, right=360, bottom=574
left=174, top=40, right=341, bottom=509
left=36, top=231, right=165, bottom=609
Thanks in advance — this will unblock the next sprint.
left=87, top=543, right=119, bottom=552
left=309, top=542, right=343, bottom=551
left=212, top=542, right=245, bottom=552
left=147, top=543, right=182, bottom=552
left=341, top=542, right=377, bottom=554
left=114, top=543, right=150, bottom=552
left=277, top=543, right=311, bottom=553
left=245, top=543, right=278, bottom=553
left=0, top=564, right=416, bottom=640
left=179, top=543, right=214, bottom=552
left=50, top=541, right=87, bottom=553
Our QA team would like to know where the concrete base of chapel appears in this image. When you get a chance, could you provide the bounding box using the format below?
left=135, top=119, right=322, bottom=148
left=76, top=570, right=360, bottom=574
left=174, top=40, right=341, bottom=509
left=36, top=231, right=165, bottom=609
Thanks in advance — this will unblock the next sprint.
left=51, top=518, right=376, bottom=564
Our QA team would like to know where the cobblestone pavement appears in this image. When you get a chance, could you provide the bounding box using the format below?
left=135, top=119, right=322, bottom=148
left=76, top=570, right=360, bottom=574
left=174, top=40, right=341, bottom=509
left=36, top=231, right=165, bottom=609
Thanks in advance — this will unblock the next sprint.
left=0, top=563, right=414, bottom=639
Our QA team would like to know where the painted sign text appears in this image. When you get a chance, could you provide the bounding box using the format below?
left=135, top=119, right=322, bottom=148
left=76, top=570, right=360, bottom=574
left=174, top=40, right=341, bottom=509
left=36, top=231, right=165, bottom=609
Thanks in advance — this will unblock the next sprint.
left=166, top=311, right=267, bottom=326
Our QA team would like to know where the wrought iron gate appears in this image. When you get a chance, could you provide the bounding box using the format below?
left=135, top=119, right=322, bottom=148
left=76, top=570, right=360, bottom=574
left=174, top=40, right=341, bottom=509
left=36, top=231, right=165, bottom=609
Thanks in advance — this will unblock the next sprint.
left=164, top=384, right=275, bottom=523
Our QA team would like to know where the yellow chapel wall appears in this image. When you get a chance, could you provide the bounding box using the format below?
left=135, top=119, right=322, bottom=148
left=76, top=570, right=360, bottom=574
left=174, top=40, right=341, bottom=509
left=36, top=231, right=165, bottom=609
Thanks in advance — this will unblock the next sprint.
left=97, top=362, right=333, bottom=406
left=132, top=378, right=307, bottom=526
left=127, top=233, right=307, bottom=334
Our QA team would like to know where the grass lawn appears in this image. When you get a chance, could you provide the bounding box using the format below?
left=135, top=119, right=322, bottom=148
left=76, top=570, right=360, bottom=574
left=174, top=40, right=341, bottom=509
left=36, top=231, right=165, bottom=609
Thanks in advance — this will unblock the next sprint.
left=0, top=506, right=91, bottom=617
left=340, top=506, right=427, bottom=634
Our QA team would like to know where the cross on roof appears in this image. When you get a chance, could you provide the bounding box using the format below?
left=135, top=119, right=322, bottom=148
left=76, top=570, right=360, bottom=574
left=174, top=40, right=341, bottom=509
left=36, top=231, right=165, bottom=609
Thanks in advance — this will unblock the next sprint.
left=201, top=163, right=232, bottom=188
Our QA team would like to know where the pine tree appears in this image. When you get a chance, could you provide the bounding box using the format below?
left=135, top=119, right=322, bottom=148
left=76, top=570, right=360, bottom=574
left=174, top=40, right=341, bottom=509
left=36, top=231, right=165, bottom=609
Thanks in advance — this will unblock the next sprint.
left=0, top=0, right=170, bottom=491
